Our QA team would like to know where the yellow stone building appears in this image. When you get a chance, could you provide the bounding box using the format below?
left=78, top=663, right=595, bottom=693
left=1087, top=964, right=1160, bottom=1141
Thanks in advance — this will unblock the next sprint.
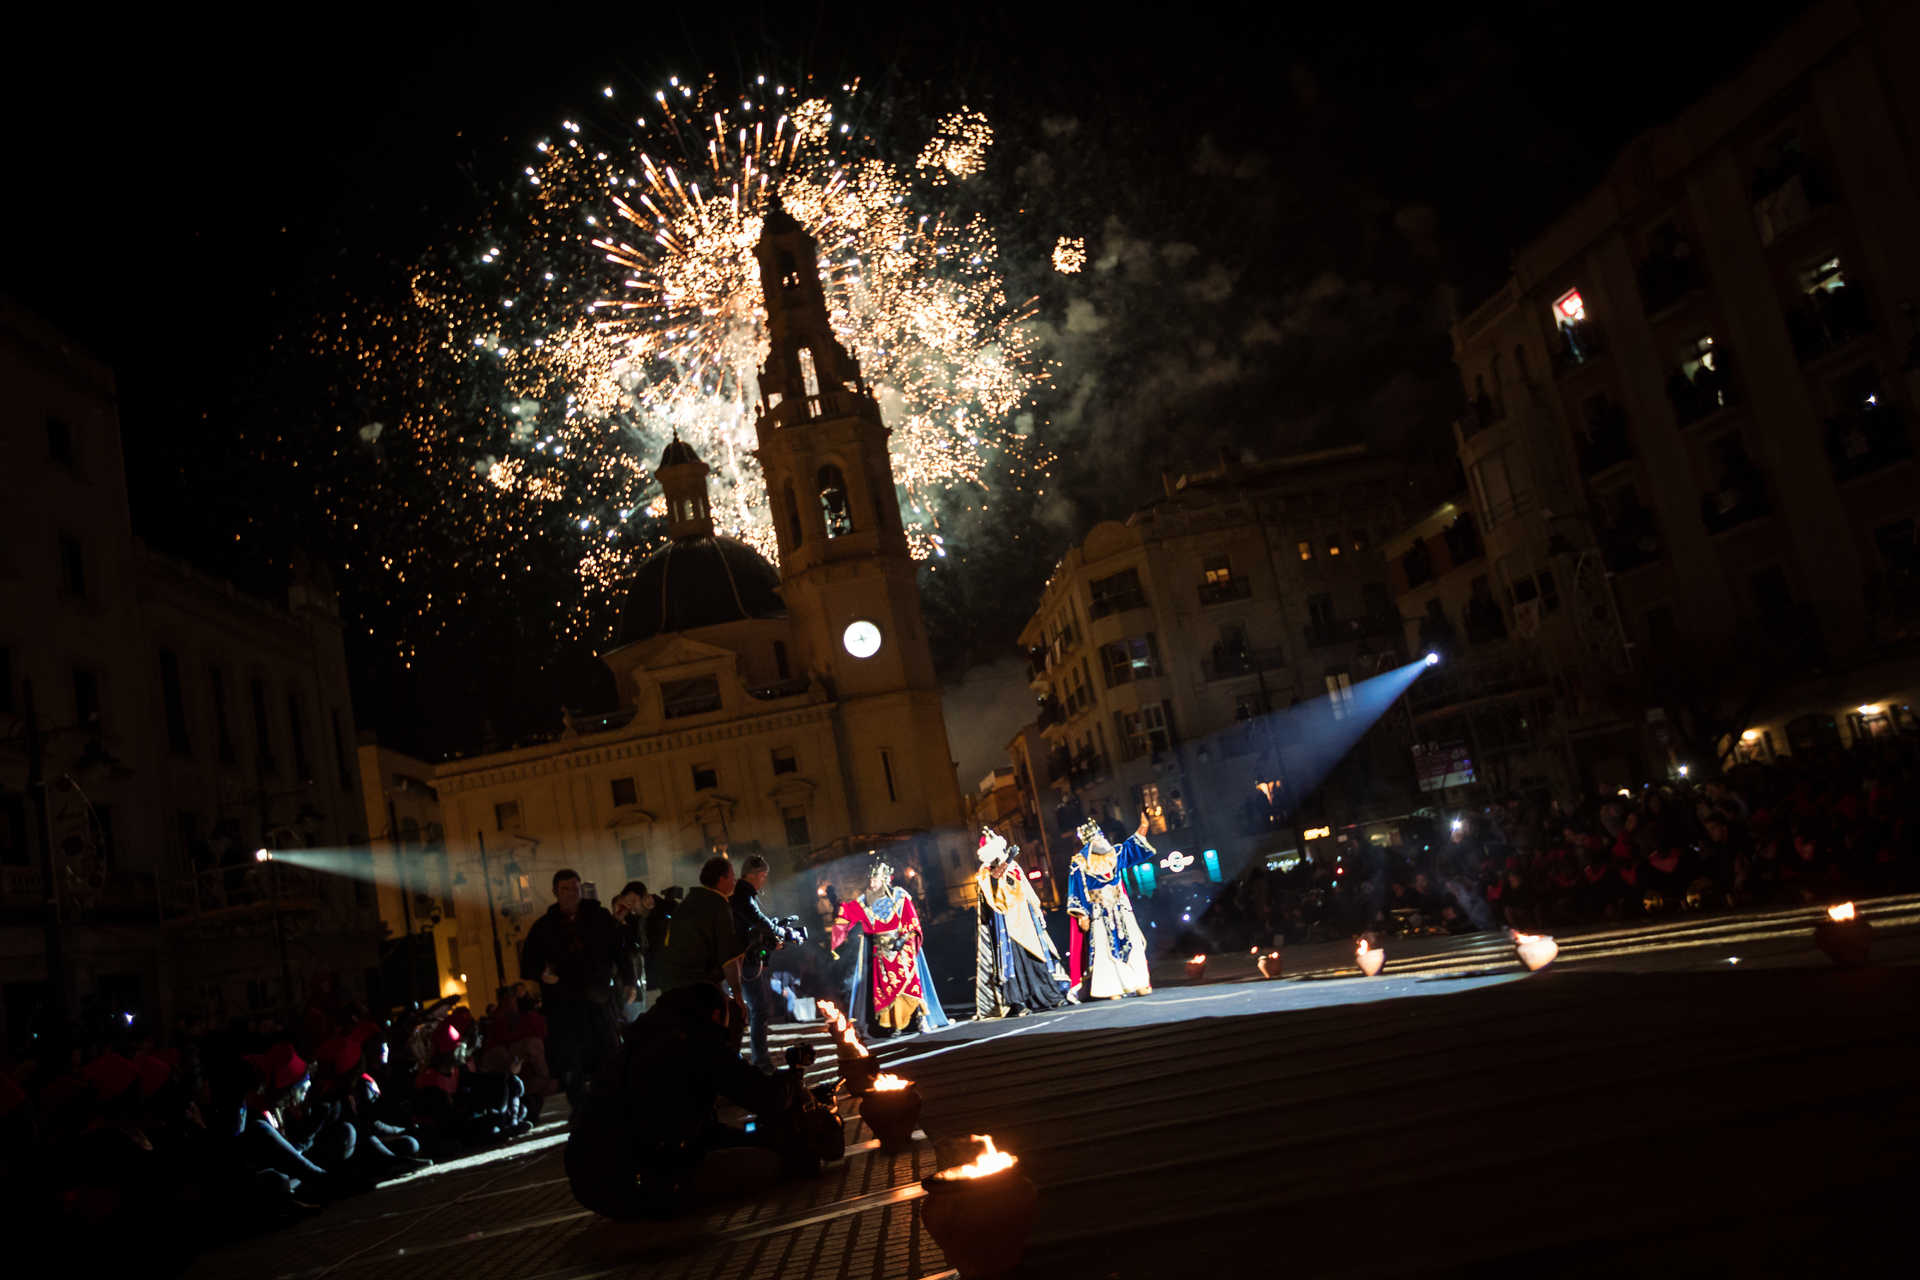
left=364, top=202, right=969, bottom=999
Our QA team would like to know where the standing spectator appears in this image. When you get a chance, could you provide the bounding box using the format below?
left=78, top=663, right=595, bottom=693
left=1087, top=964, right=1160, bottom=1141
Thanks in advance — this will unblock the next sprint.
left=730, top=854, right=784, bottom=1072
left=652, top=857, right=749, bottom=1032
left=610, top=881, right=654, bottom=1025
left=520, top=869, right=631, bottom=1109
left=643, top=887, right=682, bottom=991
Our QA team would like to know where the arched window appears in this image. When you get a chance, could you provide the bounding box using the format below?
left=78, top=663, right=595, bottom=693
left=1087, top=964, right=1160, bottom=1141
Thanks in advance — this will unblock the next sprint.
left=783, top=484, right=804, bottom=548
left=818, top=464, right=853, bottom=538
left=797, top=347, right=820, bottom=398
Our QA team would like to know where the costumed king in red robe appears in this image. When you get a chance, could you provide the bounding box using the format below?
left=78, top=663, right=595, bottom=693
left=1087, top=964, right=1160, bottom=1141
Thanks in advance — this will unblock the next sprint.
left=829, top=856, right=950, bottom=1036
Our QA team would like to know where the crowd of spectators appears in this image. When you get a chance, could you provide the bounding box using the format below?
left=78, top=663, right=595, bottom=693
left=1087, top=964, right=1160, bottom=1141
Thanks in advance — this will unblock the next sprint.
left=0, top=968, right=588, bottom=1266
left=1169, top=736, right=1919, bottom=951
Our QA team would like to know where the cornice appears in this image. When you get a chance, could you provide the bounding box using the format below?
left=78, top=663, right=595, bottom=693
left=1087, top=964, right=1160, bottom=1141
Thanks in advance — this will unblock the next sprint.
left=435, top=702, right=836, bottom=794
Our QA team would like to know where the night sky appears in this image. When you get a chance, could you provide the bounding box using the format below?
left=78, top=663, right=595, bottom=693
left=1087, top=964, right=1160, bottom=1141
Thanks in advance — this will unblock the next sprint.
left=7, top=2, right=1811, bottom=762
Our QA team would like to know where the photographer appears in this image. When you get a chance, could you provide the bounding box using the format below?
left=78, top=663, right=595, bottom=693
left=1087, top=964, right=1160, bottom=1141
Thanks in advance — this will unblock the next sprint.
left=730, top=854, right=794, bottom=1071
left=564, top=984, right=831, bottom=1220
left=652, top=857, right=749, bottom=1031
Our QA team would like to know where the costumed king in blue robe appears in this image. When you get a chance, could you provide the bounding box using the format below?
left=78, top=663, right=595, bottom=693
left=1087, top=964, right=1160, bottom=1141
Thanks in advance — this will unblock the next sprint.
left=1066, top=812, right=1156, bottom=999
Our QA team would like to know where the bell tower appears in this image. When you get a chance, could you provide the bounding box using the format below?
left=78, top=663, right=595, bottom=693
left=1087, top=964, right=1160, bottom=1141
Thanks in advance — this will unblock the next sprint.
left=750, top=195, right=961, bottom=841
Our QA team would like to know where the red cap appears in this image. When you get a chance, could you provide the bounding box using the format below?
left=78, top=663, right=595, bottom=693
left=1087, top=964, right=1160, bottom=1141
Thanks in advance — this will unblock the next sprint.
left=244, top=1042, right=309, bottom=1093
left=83, top=1053, right=138, bottom=1100
left=131, top=1053, right=172, bottom=1098
left=428, top=1022, right=461, bottom=1056
left=315, top=1037, right=361, bottom=1077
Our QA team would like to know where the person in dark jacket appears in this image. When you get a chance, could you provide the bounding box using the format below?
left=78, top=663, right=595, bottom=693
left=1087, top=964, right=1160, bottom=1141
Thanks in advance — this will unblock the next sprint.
left=643, top=887, right=682, bottom=990
left=610, top=880, right=654, bottom=1024
left=730, top=855, right=791, bottom=1070
left=520, top=868, right=633, bottom=1108
left=563, top=984, right=794, bottom=1220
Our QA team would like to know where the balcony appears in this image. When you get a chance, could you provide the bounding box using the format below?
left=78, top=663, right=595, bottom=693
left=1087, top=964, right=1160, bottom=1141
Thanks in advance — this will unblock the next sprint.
left=1198, top=575, right=1252, bottom=606
left=1460, top=393, right=1505, bottom=441
left=1303, top=616, right=1398, bottom=649
left=1203, top=646, right=1287, bottom=682
left=1066, top=750, right=1111, bottom=789
left=1752, top=165, right=1833, bottom=247
left=1668, top=358, right=1737, bottom=428
left=1827, top=402, right=1912, bottom=483
left=1638, top=249, right=1704, bottom=316
left=1406, top=643, right=1549, bottom=717
left=1700, top=476, right=1773, bottom=536
left=1035, top=695, right=1065, bottom=729
left=746, top=675, right=811, bottom=701
left=1577, top=404, right=1634, bottom=475
left=1026, top=646, right=1048, bottom=682
left=1088, top=588, right=1148, bottom=620
left=1788, top=282, right=1873, bottom=363
left=1600, top=518, right=1662, bottom=574
left=1552, top=318, right=1604, bottom=375
left=1045, top=748, right=1071, bottom=783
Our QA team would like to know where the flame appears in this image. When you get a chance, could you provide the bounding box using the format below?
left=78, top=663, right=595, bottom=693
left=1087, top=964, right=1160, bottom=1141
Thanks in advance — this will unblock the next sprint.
left=1266, top=952, right=1280, bottom=961
left=1190, top=954, right=1206, bottom=963
left=852, top=1041, right=870, bottom=1058
left=1828, top=902, right=1856, bottom=922
left=934, top=1134, right=1017, bottom=1181
left=1249, top=947, right=1260, bottom=955
left=1512, top=932, right=1547, bottom=944
left=1356, top=939, right=1374, bottom=955
left=869, top=1073, right=911, bottom=1092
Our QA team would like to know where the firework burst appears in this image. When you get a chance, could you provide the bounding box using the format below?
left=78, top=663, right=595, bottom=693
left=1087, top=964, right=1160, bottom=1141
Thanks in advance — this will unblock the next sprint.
left=317, top=76, right=1049, bottom=656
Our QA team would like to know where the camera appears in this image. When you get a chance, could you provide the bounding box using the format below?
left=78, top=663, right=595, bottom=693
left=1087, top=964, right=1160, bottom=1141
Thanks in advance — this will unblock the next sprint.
left=744, top=916, right=809, bottom=977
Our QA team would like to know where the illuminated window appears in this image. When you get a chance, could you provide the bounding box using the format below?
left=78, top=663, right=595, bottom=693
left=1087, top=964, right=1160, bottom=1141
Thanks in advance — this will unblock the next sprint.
left=817, top=465, right=853, bottom=537
left=1202, top=555, right=1232, bottom=586
left=798, top=347, right=820, bottom=398
left=1554, top=288, right=1586, bottom=324
left=1298, top=540, right=1313, bottom=561
left=1325, top=670, right=1354, bottom=719
left=1328, top=539, right=1341, bottom=557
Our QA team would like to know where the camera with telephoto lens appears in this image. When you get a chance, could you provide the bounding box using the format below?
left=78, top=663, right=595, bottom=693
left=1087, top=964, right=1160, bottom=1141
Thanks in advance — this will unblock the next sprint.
left=744, top=915, right=809, bottom=977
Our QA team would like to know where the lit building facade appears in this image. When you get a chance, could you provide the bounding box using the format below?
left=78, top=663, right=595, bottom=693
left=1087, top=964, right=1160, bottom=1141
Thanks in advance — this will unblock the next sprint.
left=1018, top=447, right=1429, bottom=892
left=364, top=203, right=970, bottom=994
left=0, top=299, right=378, bottom=1047
left=1446, top=0, right=1920, bottom=776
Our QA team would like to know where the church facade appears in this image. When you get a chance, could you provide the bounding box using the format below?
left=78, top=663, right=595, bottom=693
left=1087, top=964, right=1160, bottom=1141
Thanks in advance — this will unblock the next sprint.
left=378, top=202, right=968, bottom=995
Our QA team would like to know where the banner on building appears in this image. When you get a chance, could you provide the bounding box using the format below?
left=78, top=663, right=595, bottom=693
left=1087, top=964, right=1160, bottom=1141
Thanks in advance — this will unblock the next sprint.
left=1412, top=740, right=1476, bottom=792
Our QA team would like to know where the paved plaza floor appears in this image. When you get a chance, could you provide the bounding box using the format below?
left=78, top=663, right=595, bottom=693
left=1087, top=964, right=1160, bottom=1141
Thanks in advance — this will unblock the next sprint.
left=189, top=895, right=1920, bottom=1279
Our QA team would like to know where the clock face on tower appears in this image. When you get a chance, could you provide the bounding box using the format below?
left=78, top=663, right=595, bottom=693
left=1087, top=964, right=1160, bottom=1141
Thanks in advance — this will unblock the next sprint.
left=842, top=620, right=883, bottom=659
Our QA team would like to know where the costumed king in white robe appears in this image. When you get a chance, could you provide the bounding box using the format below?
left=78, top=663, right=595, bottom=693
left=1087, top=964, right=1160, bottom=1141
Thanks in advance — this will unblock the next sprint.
left=974, top=829, right=1076, bottom=1018
left=1066, top=813, right=1156, bottom=999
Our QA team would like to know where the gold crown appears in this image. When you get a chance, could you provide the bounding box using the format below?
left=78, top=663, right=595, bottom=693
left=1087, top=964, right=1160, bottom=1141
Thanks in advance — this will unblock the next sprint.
left=869, top=856, right=894, bottom=880
left=1076, top=818, right=1103, bottom=843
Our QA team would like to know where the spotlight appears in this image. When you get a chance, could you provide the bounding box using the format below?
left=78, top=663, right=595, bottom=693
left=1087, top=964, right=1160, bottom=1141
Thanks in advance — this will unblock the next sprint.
left=254, top=848, right=272, bottom=862
left=1449, top=818, right=1463, bottom=833
left=1677, top=765, right=1690, bottom=779
left=1424, top=651, right=1440, bottom=667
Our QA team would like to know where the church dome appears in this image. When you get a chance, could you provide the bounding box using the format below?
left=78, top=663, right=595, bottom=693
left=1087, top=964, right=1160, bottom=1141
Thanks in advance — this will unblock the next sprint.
left=614, top=536, right=785, bottom=645
left=658, top=437, right=701, bottom=469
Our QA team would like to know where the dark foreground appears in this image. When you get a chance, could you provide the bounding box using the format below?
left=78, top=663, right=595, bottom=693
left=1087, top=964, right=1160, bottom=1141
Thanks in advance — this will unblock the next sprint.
left=191, top=897, right=1920, bottom=1279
